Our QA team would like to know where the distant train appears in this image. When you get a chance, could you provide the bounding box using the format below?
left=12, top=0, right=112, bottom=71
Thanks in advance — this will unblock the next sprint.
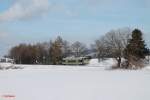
left=62, top=56, right=91, bottom=65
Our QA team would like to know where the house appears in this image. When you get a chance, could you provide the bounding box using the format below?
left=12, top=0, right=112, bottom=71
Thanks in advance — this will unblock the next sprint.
left=62, top=56, right=91, bottom=65
left=0, top=57, right=14, bottom=64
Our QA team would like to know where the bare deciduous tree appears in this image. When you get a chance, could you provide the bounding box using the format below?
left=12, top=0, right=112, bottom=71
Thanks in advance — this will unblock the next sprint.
left=62, top=40, right=72, bottom=57
left=95, top=28, right=131, bottom=68
left=71, top=41, right=87, bottom=57
left=94, top=37, right=108, bottom=62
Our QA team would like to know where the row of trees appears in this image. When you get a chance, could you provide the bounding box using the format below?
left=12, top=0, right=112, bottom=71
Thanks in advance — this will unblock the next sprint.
left=94, top=28, right=149, bottom=69
left=9, top=36, right=88, bottom=64
left=8, top=28, right=150, bottom=68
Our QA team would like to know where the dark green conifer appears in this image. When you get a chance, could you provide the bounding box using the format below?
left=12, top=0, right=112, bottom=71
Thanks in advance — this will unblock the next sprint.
left=124, top=29, right=147, bottom=68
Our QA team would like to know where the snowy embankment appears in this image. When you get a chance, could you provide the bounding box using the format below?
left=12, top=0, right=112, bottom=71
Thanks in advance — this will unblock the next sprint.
left=144, top=64, right=150, bottom=70
left=0, top=58, right=150, bottom=70
left=88, top=58, right=117, bottom=68
left=1, top=58, right=150, bottom=71
left=7, top=58, right=116, bottom=70
left=0, top=63, right=14, bottom=69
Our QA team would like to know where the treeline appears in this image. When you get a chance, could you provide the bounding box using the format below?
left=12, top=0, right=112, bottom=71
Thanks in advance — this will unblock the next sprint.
left=8, top=28, right=150, bottom=68
left=94, top=28, right=150, bottom=69
left=9, top=36, right=88, bottom=64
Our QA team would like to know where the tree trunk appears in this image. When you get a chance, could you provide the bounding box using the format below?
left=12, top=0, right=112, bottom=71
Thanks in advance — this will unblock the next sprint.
left=117, top=57, right=121, bottom=68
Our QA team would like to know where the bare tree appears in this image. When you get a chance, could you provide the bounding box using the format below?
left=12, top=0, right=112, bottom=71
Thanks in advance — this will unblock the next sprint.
left=94, top=37, right=109, bottom=62
left=35, top=42, right=50, bottom=64
left=62, top=40, right=72, bottom=57
left=95, top=28, right=131, bottom=68
left=71, top=41, right=87, bottom=57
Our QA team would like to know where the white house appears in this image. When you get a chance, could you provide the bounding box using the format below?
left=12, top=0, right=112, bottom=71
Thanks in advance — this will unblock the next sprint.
left=0, top=57, right=14, bottom=64
left=0, top=58, right=14, bottom=69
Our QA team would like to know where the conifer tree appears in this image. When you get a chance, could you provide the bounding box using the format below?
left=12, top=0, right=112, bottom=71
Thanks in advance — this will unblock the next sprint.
left=124, top=29, right=147, bottom=68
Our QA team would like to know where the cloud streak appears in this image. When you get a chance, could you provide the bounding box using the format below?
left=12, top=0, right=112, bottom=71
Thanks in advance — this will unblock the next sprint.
left=0, top=0, right=50, bottom=21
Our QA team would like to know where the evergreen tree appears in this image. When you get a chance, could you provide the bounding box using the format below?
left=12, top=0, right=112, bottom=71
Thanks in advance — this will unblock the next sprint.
left=124, top=29, right=147, bottom=68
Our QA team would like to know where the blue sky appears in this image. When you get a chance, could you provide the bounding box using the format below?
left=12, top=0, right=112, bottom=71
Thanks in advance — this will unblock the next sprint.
left=0, top=0, right=150, bottom=57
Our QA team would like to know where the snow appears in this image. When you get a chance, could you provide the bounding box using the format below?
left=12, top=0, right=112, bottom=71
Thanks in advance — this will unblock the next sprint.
left=144, top=64, right=150, bottom=70
left=6, top=58, right=115, bottom=70
left=0, top=59, right=150, bottom=100
left=88, top=58, right=116, bottom=68
left=0, top=63, right=14, bottom=69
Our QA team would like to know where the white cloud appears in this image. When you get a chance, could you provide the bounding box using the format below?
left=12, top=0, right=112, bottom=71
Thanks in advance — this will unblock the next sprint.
left=0, top=0, right=50, bottom=21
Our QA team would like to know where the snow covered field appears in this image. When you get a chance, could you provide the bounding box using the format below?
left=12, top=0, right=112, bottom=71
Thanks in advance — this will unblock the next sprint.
left=0, top=59, right=150, bottom=100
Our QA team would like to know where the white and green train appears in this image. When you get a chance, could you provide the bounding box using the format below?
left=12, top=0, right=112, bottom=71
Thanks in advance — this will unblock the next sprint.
left=62, top=56, right=91, bottom=65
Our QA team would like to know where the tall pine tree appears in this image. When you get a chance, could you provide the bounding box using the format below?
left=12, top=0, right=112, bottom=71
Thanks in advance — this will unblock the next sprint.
left=124, top=29, right=147, bottom=68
